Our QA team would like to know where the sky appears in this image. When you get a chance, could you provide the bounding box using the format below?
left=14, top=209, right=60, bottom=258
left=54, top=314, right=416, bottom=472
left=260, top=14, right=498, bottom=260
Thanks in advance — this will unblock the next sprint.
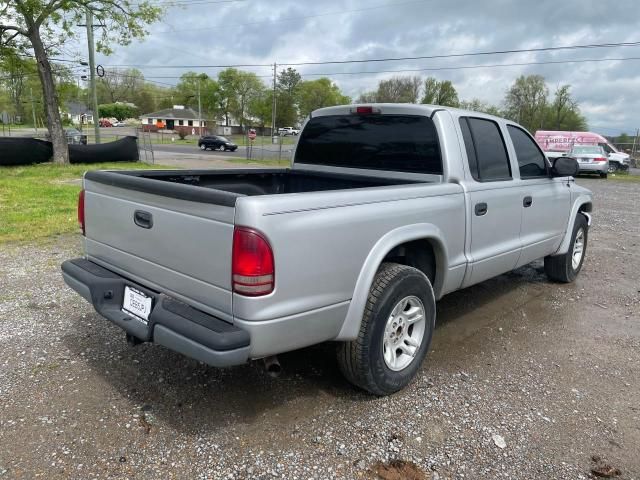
left=66, top=0, right=640, bottom=136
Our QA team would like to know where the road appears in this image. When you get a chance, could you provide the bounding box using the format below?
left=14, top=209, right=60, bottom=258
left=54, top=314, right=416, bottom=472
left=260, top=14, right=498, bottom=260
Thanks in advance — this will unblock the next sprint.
left=0, top=177, right=638, bottom=479
left=152, top=142, right=294, bottom=161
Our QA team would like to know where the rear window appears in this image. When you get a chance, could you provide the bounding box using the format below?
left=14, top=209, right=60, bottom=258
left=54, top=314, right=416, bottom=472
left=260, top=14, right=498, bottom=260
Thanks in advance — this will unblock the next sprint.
left=572, top=145, right=602, bottom=154
left=294, top=114, right=442, bottom=174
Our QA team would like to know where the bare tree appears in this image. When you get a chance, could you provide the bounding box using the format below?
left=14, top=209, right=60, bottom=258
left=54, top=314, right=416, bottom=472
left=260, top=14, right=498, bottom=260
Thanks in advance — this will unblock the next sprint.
left=375, top=76, right=422, bottom=103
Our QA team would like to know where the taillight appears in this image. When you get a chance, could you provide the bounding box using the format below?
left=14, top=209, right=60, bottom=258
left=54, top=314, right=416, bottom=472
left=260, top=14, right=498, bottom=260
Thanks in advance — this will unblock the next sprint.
left=594, top=157, right=607, bottom=162
left=78, top=189, right=85, bottom=235
left=232, top=227, right=274, bottom=296
left=351, top=106, right=381, bottom=115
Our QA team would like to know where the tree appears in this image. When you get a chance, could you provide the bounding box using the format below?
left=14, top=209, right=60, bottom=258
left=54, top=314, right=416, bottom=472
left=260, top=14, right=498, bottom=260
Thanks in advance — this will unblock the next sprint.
left=421, top=77, right=459, bottom=107
left=217, top=68, right=265, bottom=130
left=504, top=75, right=549, bottom=133
left=544, top=85, right=587, bottom=131
left=175, top=72, right=221, bottom=121
left=97, top=68, right=144, bottom=104
left=277, top=67, right=301, bottom=97
left=0, top=1, right=162, bottom=163
left=297, top=78, right=350, bottom=119
left=356, top=91, right=378, bottom=103
left=98, top=102, right=138, bottom=121
left=458, top=98, right=502, bottom=116
left=375, top=76, right=421, bottom=103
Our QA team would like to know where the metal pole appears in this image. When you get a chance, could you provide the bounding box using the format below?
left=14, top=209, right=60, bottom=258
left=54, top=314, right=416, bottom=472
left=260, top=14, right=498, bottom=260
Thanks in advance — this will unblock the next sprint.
left=632, top=128, right=639, bottom=158
left=271, top=62, right=277, bottom=138
left=86, top=9, right=100, bottom=144
left=30, top=87, right=38, bottom=135
left=197, top=79, right=202, bottom=135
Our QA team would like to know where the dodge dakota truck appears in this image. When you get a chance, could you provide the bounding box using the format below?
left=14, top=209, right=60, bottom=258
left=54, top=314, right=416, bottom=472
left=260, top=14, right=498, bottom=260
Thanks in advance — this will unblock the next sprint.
left=62, top=104, right=592, bottom=395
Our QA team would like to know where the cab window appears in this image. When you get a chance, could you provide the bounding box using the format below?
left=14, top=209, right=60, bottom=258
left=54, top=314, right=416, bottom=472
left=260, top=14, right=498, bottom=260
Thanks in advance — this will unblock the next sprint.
left=459, top=117, right=511, bottom=181
left=507, top=125, right=548, bottom=178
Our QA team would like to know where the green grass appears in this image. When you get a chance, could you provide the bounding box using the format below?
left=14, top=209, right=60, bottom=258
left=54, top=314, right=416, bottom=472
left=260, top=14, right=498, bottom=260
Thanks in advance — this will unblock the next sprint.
left=0, top=162, right=166, bottom=244
left=608, top=172, right=640, bottom=182
left=227, top=158, right=290, bottom=167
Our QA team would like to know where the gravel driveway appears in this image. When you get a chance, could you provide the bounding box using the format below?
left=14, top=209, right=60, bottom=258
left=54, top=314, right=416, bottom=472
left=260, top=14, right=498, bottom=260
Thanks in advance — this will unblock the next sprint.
left=1, top=178, right=638, bottom=479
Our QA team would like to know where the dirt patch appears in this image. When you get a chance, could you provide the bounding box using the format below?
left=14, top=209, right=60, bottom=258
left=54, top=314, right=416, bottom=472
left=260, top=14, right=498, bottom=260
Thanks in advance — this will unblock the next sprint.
left=371, top=459, right=427, bottom=480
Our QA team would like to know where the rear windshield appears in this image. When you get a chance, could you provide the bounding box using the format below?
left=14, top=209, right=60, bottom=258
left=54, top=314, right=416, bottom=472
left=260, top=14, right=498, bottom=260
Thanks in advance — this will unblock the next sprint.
left=572, top=145, right=602, bottom=154
left=294, top=114, right=442, bottom=174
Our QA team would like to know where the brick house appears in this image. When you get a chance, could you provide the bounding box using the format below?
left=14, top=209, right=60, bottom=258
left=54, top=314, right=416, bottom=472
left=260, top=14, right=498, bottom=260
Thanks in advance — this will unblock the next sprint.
left=140, top=105, right=208, bottom=135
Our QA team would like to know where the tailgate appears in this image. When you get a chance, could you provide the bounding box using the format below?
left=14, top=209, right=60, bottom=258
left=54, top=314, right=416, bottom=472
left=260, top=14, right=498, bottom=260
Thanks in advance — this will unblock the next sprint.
left=82, top=175, right=236, bottom=322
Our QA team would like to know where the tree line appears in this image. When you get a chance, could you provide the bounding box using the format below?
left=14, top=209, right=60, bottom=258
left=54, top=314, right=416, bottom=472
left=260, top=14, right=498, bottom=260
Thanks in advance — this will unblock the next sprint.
left=357, top=74, right=588, bottom=133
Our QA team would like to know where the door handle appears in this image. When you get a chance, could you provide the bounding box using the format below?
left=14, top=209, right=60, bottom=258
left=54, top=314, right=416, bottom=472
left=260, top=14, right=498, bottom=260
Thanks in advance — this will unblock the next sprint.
left=134, top=210, right=153, bottom=229
left=523, top=196, right=533, bottom=208
left=474, top=202, right=488, bottom=216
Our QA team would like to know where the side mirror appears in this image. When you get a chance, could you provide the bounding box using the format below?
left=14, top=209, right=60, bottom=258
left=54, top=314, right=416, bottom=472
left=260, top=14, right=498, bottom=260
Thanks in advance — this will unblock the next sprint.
left=551, top=156, right=579, bottom=177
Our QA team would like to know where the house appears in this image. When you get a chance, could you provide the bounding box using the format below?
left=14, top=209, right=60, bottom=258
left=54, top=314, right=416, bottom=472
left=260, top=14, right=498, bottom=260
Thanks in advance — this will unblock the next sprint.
left=64, top=101, right=94, bottom=125
left=140, top=105, right=208, bottom=135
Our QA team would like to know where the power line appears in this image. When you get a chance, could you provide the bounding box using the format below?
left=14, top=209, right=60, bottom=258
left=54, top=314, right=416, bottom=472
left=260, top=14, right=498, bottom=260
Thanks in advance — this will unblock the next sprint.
left=279, top=41, right=640, bottom=66
left=99, top=40, right=640, bottom=70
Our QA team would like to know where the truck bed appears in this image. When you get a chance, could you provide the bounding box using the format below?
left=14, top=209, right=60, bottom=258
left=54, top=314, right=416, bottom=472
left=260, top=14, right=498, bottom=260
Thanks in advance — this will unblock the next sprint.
left=85, top=169, right=423, bottom=205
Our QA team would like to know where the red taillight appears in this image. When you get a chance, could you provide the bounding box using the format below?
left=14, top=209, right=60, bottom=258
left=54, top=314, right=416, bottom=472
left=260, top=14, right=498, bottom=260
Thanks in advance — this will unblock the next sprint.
left=355, top=106, right=373, bottom=114
left=594, top=157, right=607, bottom=162
left=78, top=189, right=85, bottom=235
left=232, top=227, right=274, bottom=296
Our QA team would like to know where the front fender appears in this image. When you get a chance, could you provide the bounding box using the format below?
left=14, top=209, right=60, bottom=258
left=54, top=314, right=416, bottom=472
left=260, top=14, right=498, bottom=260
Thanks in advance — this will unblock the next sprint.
left=554, top=194, right=592, bottom=255
left=335, top=223, right=449, bottom=341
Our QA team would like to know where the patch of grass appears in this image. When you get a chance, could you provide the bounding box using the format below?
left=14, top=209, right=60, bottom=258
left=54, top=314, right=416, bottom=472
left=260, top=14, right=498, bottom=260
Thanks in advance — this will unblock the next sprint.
left=227, top=158, right=290, bottom=167
left=608, top=172, right=640, bottom=182
left=0, top=162, right=168, bottom=244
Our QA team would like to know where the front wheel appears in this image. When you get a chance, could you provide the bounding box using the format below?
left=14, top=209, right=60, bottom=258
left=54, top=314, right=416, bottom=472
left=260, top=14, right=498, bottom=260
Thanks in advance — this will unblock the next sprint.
left=544, top=214, right=588, bottom=283
left=337, top=263, right=436, bottom=396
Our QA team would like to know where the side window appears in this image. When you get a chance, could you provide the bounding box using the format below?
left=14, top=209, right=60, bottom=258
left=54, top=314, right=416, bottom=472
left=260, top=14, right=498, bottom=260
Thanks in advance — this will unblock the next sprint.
left=460, top=117, right=511, bottom=181
left=600, top=143, right=613, bottom=154
left=507, top=125, right=548, bottom=178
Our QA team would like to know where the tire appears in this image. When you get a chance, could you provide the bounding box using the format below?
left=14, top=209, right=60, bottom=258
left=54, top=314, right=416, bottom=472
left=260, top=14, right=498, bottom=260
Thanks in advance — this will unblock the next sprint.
left=337, top=263, right=436, bottom=396
left=544, top=214, right=588, bottom=283
left=599, top=172, right=608, bottom=179
left=199, top=144, right=207, bottom=151
left=219, top=145, right=226, bottom=151
left=607, top=162, right=618, bottom=173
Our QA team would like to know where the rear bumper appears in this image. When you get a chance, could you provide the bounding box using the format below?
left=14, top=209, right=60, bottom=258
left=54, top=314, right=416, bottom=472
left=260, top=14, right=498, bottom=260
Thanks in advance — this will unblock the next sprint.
left=578, top=162, right=607, bottom=173
left=61, top=258, right=250, bottom=367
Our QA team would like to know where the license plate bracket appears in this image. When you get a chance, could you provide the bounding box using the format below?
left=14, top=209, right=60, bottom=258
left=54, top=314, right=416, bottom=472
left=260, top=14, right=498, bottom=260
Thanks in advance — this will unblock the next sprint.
left=122, top=286, right=153, bottom=323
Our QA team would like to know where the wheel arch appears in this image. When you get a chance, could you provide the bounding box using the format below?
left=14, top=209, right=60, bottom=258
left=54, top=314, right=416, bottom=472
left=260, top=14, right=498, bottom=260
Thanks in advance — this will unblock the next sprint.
left=554, top=195, right=592, bottom=255
left=335, top=224, right=448, bottom=341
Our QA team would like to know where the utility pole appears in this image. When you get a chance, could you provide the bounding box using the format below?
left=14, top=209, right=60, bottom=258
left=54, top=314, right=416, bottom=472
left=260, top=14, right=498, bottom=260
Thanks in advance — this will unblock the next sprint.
left=85, top=9, right=100, bottom=144
left=30, top=87, right=38, bottom=135
left=197, top=79, right=202, bottom=135
left=632, top=128, right=639, bottom=158
left=271, top=62, right=277, bottom=138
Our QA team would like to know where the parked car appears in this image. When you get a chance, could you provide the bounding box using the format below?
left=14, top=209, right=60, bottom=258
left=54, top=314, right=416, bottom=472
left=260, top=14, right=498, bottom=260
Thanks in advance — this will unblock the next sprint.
left=198, top=135, right=238, bottom=151
left=112, top=121, right=126, bottom=127
left=535, top=130, right=630, bottom=172
left=99, top=119, right=112, bottom=128
left=62, top=103, right=591, bottom=396
left=278, top=126, right=300, bottom=136
left=47, top=128, right=87, bottom=144
left=568, top=144, right=609, bottom=178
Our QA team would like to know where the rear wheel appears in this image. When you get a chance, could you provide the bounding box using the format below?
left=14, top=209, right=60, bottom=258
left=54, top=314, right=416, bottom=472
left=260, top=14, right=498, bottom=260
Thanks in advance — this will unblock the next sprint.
left=607, top=162, right=618, bottom=173
left=544, top=214, right=588, bottom=283
left=600, top=172, right=608, bottom=178
left=219, top=145, right=226, bottom=151
left=199, top=144, right=207, bottom=151
left=337, top=263, right=436, bottom=396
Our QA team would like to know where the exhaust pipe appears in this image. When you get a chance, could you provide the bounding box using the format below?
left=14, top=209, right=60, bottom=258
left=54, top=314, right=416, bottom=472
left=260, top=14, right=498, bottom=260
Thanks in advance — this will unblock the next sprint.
left=263, top=355, right=282, bottom=377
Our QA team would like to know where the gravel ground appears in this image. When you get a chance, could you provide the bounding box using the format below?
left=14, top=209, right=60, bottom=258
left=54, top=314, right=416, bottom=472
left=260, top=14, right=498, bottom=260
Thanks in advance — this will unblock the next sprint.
left=0, top=177, right=638, bottom=479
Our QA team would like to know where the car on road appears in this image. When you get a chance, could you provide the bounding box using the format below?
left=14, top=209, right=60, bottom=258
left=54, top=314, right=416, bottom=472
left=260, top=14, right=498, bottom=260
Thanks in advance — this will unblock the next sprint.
left=48, top=128, right=87, bottom=144
left=198, top=135, right=238, bottom=151
left=568, top=144, right=609, bottom=178
left=111, top=121, right=126, bottom=127
left=62, top=103, right=591, bottom=396
left=278, top=126, right=300, bottom=136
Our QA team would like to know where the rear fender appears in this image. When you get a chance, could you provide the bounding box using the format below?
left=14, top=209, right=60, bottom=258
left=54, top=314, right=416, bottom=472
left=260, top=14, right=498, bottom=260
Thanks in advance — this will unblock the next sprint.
left=335, top=224, right=448, bottom=341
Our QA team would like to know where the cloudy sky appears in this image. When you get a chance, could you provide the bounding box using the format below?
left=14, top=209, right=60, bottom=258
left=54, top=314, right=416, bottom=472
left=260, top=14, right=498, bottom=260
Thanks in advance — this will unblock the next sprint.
left=70, top=0, right=640, bottom=135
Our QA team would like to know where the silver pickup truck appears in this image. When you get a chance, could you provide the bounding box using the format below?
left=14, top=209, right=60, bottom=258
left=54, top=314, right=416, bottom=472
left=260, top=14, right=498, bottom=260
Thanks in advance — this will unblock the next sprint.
left=62, top=104, right=592, bottom=395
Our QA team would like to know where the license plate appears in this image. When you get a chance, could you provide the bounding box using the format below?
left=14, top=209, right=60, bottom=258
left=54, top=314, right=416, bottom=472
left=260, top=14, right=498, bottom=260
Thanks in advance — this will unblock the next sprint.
left=122, top=286, right=152, bottom=322
left=579, top=158, right=590, bottom=163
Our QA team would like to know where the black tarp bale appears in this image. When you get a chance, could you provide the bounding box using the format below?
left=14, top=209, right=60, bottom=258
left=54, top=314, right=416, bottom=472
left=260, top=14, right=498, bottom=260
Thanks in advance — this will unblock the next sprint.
left=0, top=137, right=53, bottom=166
left=69, top=136, right=139, bottom=164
